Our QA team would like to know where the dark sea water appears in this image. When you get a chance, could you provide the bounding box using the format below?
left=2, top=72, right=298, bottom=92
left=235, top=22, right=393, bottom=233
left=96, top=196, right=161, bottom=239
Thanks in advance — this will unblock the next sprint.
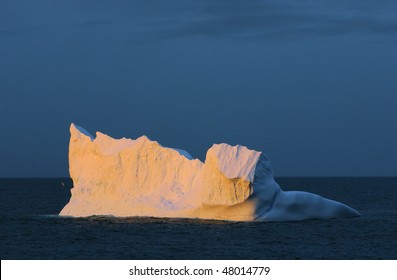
left=0, top=177, right=396, bottom=260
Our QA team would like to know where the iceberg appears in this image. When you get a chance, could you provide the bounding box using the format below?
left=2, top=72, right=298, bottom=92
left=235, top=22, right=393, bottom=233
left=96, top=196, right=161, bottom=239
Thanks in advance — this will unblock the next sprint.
left=60, top=124, right=360, bottom=221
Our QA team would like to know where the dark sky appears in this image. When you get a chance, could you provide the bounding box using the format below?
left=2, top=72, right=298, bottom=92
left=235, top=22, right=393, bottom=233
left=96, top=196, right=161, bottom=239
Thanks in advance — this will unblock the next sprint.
left=1, top=0, right=396, bottom=177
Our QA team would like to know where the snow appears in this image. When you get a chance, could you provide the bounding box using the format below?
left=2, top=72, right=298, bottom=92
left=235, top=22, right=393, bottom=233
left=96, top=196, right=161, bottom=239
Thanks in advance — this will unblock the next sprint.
left=60, top=124, right=360, bottom=221
left=94, top=132, right=138, bottom=156
left=205, top=144, right=261, bottom=182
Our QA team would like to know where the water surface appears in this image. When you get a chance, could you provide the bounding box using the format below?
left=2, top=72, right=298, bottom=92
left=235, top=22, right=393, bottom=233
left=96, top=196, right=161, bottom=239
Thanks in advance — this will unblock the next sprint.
left=1, top=177, right=396, bottom=259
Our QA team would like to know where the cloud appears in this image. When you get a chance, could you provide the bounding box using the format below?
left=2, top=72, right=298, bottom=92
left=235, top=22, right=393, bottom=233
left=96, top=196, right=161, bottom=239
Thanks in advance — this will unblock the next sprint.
left=1, top=0, right=396, bottom=43
left=156, top=0, right=397, bottom=42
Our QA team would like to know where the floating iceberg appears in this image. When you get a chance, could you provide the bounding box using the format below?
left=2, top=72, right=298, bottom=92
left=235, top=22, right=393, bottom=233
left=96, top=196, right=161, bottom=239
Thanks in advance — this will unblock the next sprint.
left=60, top=124, right=360, bottom=221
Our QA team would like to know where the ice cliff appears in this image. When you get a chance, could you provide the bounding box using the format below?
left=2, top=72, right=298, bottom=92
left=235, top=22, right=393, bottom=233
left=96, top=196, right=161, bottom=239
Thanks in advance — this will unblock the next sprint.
left=60, top=124, right=360, bottom=221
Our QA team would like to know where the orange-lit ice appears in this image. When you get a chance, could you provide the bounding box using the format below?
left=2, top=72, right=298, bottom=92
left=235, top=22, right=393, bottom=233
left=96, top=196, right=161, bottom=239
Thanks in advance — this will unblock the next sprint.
left=60, top=124, right=360, bottom=221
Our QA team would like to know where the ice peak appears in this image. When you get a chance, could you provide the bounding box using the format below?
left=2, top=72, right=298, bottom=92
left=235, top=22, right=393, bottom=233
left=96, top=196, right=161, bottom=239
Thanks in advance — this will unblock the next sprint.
left=70, top=123, right=94, bottom=141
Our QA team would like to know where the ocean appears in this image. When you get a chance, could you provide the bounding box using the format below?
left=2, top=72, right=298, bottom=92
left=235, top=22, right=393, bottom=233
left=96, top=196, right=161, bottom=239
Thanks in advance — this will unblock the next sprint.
left=0, top=177, right=396, bottom=259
